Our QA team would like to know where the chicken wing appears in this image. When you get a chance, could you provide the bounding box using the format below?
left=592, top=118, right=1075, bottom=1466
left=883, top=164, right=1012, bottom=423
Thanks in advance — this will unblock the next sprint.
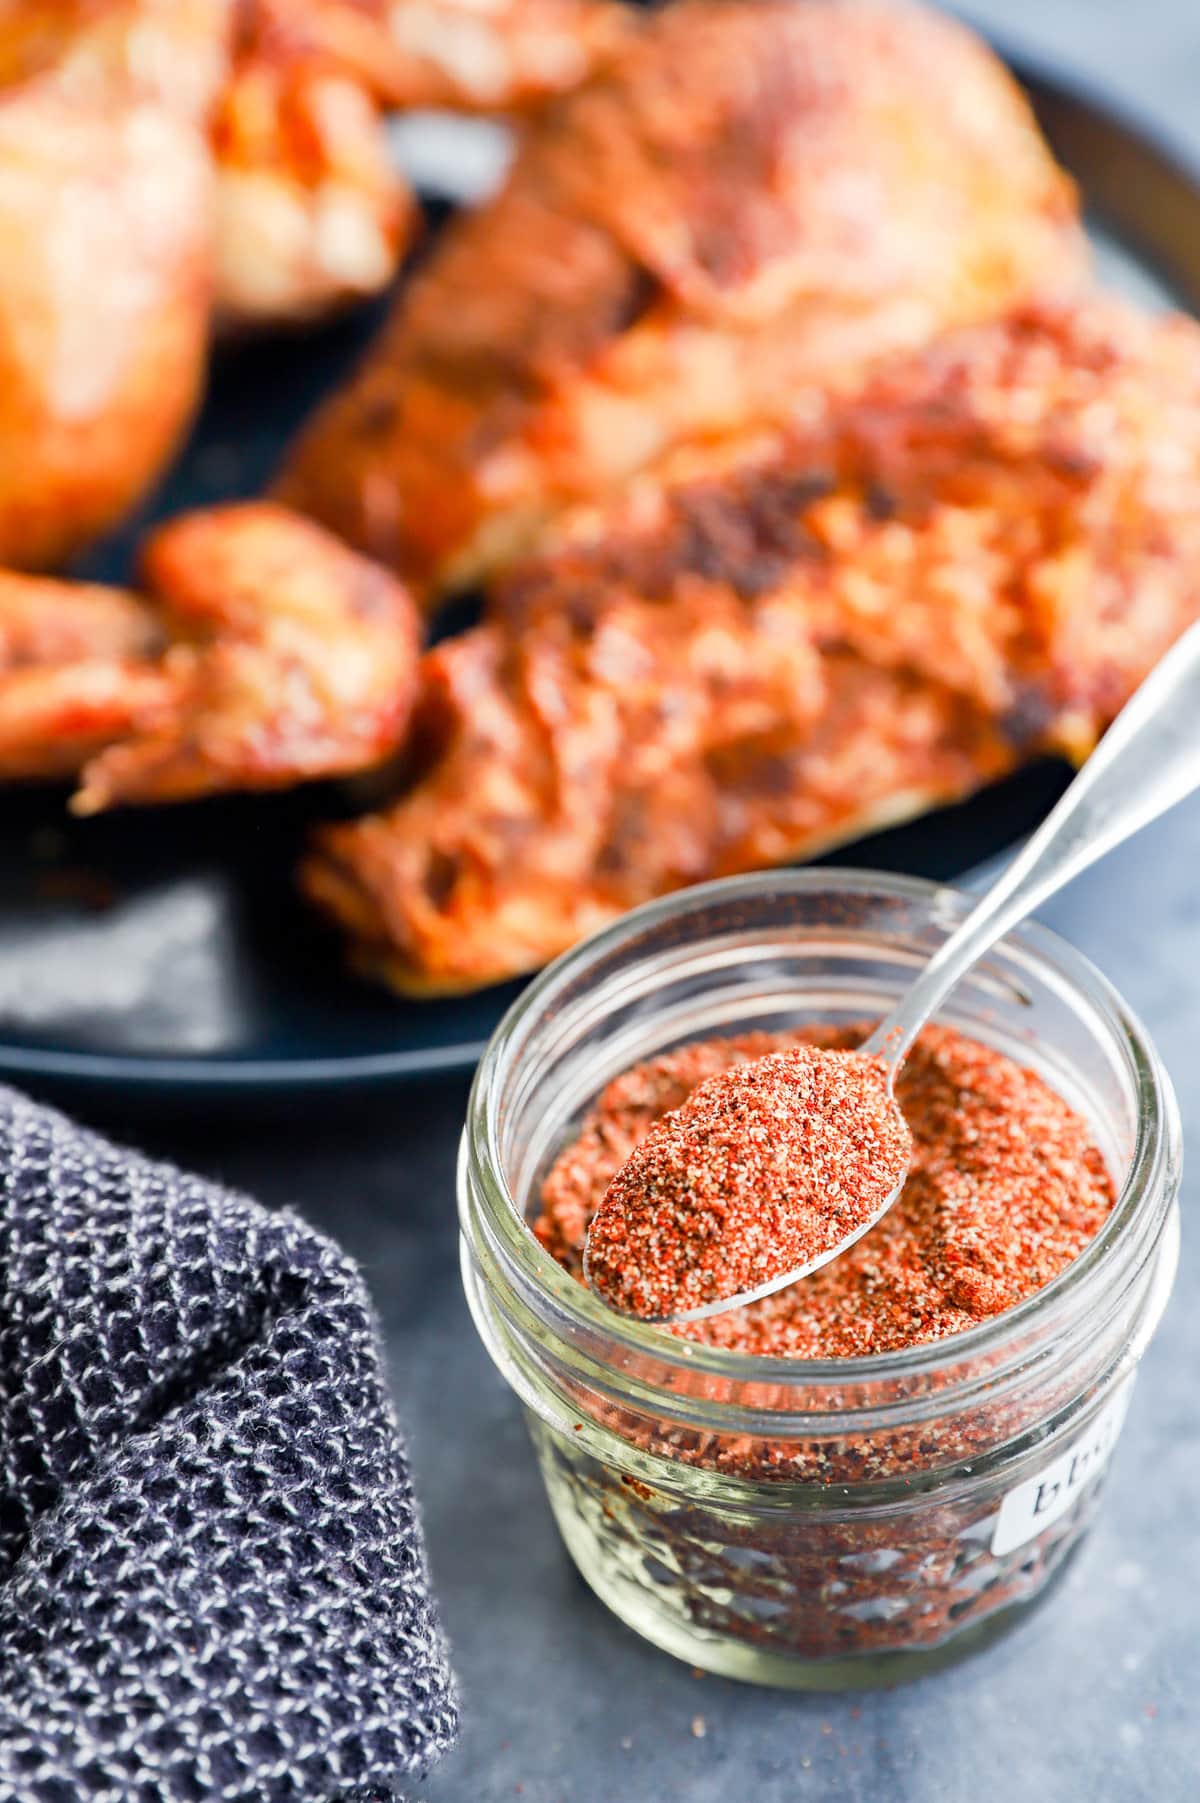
left=278, top=0, right=1087, bottom=600
left=0, top=571, right=174, bottom=780
left=73, top=503, right=421, bottom=811
left=301, top=299, right=1200, bottom=994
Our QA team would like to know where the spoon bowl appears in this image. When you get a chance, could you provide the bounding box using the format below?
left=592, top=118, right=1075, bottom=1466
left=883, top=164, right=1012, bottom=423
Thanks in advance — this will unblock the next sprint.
left=615, top=1136, right=911, bottom=1326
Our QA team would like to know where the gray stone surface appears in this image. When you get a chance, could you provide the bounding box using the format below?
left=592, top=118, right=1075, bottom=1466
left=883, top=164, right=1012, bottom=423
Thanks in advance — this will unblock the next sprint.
left=85, top=5, right=1200, bottom=1800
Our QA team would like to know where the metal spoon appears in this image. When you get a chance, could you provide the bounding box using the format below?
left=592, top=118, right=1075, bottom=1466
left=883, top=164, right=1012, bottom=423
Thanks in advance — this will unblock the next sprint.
left=586, top=620, right=1200, bottom=1324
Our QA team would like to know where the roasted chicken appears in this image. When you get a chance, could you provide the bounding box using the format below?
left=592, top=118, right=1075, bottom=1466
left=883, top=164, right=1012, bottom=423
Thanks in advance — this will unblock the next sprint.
left=301, top=299, right=1200, bottom=994
left=0, top=0, right=409, bottom=349
left=0, top=572, right=173, bottom=780
left=249, top=0, right=631, bottom=115
left=213, top=0, right=630, bottom=326
left=0, top=0, right=226, bottom=569
left=0, top=0, right=626, bottom=560
left=278, top=0, right=1087, bottom=600
left=73, top=503, right=421, bottom=810
left=214, top=7, right=416, bottom=327
left=0, top=0, right=233, bottom=117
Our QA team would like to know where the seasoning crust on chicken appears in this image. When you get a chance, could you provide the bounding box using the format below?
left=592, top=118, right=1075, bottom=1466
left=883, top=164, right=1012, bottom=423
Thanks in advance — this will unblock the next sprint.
left=301, top=300, right=1200, bottom=994
left=0, top=572, right=174, bottom=780
left=73, top=503, right=422, bottom=812
left=278, top=0, right=1086, bottom=600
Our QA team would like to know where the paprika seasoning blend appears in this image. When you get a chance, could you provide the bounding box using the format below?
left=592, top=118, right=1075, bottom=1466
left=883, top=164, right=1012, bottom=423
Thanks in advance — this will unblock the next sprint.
left=459, top=872, right=1180, bottom=1687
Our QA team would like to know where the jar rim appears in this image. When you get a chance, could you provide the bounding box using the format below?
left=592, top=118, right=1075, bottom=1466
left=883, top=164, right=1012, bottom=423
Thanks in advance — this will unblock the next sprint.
left=463, top=868, right=1178, bottom=1392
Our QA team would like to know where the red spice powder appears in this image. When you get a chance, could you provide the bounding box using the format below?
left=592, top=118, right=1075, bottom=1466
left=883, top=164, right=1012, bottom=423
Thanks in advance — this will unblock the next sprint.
left=583, top=1046, right=911, bottom=1320
left=535, top=1025, right=1115, bottom=1358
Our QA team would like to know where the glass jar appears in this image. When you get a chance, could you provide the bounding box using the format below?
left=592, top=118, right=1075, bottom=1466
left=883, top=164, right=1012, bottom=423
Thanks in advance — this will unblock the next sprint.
left=458, top=871, right=1180, bottom=1689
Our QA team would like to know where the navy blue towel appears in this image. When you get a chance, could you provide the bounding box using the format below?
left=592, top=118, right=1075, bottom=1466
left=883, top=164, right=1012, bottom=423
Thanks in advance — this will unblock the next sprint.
left=0, top=1087, right=457, bottom=1801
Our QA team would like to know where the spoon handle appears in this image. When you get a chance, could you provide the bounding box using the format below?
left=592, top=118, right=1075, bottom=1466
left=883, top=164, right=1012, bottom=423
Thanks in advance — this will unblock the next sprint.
left=861, top=620, right=1200, bottom=1069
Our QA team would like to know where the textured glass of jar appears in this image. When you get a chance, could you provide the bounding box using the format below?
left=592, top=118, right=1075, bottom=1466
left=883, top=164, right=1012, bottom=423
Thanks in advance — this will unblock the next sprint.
left=458, top=872, right=1180, bottom=1689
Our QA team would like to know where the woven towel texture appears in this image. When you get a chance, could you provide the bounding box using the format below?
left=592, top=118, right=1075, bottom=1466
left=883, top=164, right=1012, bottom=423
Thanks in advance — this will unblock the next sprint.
left=0, top=1087, right=457, bottom=1803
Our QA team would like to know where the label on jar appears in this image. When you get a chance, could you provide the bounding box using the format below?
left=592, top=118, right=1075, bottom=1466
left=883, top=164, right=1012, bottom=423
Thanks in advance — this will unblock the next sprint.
left=990, top=1379, right=1135, bottom=1558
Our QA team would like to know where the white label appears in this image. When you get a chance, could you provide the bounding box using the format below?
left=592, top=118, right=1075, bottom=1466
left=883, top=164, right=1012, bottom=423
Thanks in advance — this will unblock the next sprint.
left=990, top=1379, right=1134, bottom=1557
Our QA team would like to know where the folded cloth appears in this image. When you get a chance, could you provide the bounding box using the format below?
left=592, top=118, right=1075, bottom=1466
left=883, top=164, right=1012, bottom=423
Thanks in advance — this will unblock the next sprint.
left=0, top=1086, right=457, bottom=1802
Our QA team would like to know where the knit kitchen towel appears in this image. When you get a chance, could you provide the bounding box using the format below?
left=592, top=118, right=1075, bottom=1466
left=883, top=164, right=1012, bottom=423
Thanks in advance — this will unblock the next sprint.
left=0, top=1086, right=457, bottom=1803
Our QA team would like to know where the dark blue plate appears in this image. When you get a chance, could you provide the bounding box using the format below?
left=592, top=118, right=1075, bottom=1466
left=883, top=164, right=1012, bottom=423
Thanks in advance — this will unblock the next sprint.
left=2, top=52, right=1197, bottom=1101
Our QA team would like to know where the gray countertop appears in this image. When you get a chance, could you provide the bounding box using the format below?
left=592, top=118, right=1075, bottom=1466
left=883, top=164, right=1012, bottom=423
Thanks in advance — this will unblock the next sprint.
left=91, top=5, right=1200, bottom=1800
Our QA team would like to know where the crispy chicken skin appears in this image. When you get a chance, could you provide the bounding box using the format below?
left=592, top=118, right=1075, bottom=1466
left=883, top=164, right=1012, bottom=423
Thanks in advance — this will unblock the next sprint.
left=0, top=0, right=619, bottom=356
left=0, top=572, right=174, bottom=780
left=0, top=572, right=162, bottom=667
left=213, top=8, right=416, bottom=327
left=73, top=503, right=422, bottom=811
left=250, top=0, right=631, bottom=114
left=302, top=300, right=1200, bottom=994
left=213, top=0, right=627, bottom=326
left=0, top=0, right=227, bottom=569
left=278, top=0, right=1086, bottom=599
left=1, top=0, right=415, bottom=340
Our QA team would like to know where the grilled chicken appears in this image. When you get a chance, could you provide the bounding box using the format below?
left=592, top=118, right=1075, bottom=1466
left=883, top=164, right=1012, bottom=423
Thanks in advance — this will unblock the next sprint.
left=249, top=0, right=631, bottom=114
left=0, top=0, right=228, bottom=569
left=213, top=0, right=629, bottom=326
left=0, top=0, right=233, bottom=117
left=278, top=0, right=1086, bottom=600
left=0, top=0, right=409, bottom=564
left=214, top=0, right=629, bottom=326
left=301, top=299, right=1200, bottom=994
left=0, top=0, right=225, bottom=569
left=74, top=503, right=421, bottom=811
left=214, top=6, right=416, bottom=327
left=0, top=572, right=174, bottom=780
left=1, top=0, right=414, bottom=341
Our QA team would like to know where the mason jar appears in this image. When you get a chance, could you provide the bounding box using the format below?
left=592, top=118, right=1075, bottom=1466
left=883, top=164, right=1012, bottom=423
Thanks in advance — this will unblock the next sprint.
left=458, top=871, right=1180, bottom=1689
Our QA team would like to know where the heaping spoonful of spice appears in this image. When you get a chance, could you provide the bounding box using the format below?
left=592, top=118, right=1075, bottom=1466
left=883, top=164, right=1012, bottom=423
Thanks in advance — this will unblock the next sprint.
left=584, top=620, right=1200, bottom=1324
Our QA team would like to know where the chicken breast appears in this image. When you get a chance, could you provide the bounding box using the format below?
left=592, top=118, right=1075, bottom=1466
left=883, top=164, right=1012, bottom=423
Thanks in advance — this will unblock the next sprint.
left=278, top=0, right=1087, bottom=600
left=301, top=299, right=1200, bottom=994
left=74, top=503, right=422, bottom=811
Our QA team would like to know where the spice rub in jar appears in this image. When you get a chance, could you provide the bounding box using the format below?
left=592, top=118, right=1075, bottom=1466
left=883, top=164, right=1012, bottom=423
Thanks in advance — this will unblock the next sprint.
left=536, top=1025, right=1115, bottom=1358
